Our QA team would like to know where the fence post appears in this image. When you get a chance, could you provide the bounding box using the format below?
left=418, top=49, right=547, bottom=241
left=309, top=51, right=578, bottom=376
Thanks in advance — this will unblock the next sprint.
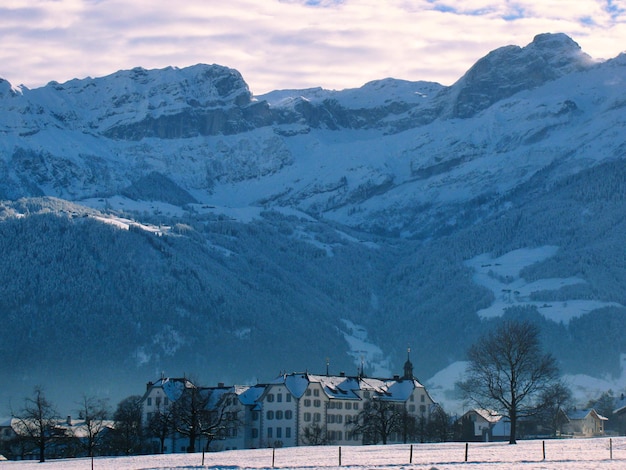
left=610, top=438, right=613, bottom=460
left=409, top=444, right=413, bottom=464
left=542, top=440, right=546, bottom=461
left=272, top=447, right=275, bottom=468
left=465, top=442, right=469, bottom=462
left=339, top=446, right=342, bottom=466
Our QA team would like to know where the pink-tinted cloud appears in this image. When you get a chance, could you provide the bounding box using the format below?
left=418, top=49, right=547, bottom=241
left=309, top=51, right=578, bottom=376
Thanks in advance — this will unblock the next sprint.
left=1, top=0, right=625, bottom=94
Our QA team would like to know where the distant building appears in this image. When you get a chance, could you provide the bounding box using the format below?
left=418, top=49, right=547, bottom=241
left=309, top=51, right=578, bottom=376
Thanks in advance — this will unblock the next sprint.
left=140, top=353, right=437, bottom=452
left=458, top=409, right=510, bottom=442
left=564, top=409, right=608, bottom=437
left=0, top=415, right=114, bottom=460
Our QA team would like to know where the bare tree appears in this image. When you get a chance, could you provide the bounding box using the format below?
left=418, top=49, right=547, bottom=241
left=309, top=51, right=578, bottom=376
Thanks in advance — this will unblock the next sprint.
left=171, top=386, right=240, bottom=453
left=458, top=320, right=559, bottom=444
left=146, top=404, right=174, bottom=453
left=75, top=395, right=110, bottom=458
left=426, top=404, right=453, bottom=442
left=12, top=387, right=60, bottom=462
left=300, top=423, right=331, bottom=445
left=350, top=399, right=403, bottom=444
left=537, top=381, right=572, bottom=436
left=111, top=395, right=143, bottom=455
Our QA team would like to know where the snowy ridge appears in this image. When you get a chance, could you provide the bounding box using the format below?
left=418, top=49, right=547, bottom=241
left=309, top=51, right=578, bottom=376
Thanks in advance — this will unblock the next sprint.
left=1, top=33, right=626, bottom=413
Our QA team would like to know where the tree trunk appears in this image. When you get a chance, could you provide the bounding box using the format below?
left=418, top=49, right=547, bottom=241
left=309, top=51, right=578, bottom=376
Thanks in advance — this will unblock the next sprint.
left=509, top=408, right=517, bottom=445
left=39, top=441, right=45, bottom=462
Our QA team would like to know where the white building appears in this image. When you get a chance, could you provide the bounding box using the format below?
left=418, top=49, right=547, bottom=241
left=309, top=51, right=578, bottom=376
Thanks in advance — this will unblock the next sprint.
left=140, top=354, right=437, bottom=452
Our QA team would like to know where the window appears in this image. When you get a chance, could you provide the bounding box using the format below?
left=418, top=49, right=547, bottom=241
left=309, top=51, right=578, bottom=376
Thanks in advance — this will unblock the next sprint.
left=267, top=394, right=274, bottom=402
left=285, top=410, right=293, bottom=419
left=304, top=412, right=311, bottom=422
left=314, top=400, right=321, bottom=408
left=267, top=427, right=273, bottom=438
left=328, top=415, right=335, bottom=424
left=420, top=405, right=426, bottom=413
left=286, top=427, right=291, bottom=438
left=304, top=399, right=311, bottom=407
left=345, top=415, right=352, bottom=425
left=346, top=431, right=352, bottom=441
left=286, top=394, right=292, bottom=402
left=345, top=402, right=352, bottom=410
left=276, top=427, right=282, bottom=438
left=336, top=415, right=342, bottom=424
left=313, top=413, right=321, bottom=422
left=336, top=402, right=343, bottom=410
left=421, top=394, right=425, bottom=402
left=267, top=410, right=274, bottom=420
left=276, top=410, right=283, bottom=420
left=410, top=395, right=414, bottom=402
left=277, top=393, right=282, bottom=402
left=409, top=405, right=415, bottom=412
left=252, top=429, right=259, bottom=438
left=164, top=398, right=169, bottom=406
left=147, top=412, right=153, bottom=420
left=252, top=411, right=260, bottom=421
left=336, top=431, right=342, bottom=441
left=156, top=397, right=161, bottom=407
left=363, top=391, right=370, bottom=398
left=147, top=397, right=152, bottom=406
left=306, top=389, right=312, bottom=396
left=313, top=389, right=320, bottom=397
left=354, top=403, right=359, bottom=410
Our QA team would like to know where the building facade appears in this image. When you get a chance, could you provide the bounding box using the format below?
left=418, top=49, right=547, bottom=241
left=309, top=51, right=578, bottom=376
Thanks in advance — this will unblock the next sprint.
left=140, top=356, right=437, bottom=452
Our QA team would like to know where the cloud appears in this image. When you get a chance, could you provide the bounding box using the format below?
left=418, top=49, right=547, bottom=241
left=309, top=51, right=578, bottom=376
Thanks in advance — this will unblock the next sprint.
left=1, top=0, right=625, bottom=94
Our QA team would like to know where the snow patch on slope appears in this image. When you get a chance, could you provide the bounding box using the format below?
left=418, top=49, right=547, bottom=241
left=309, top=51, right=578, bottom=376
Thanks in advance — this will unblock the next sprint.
left=465, top=246, right=622, bottom=324
left=339, top=319, right=392, bottom=377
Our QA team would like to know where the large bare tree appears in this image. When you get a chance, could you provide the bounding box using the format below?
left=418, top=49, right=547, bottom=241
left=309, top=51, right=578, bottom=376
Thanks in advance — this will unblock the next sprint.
left=350, top=399, right=404, bottom=445
left=458, top=320, right=559, bottom=444
left=12, top=387, right=60, bottom=462
left=75, top=395, right=110, bottom=458
left=170, top=385, right=240, bottom=453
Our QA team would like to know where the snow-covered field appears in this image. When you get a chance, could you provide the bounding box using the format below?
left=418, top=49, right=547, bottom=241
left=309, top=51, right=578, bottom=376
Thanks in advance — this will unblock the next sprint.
left=3, top=438, right=626, bottom=469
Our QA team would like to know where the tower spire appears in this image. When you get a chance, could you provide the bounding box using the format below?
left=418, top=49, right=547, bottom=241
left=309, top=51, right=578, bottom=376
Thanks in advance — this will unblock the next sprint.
left=403, top=347, right=413, bottom=379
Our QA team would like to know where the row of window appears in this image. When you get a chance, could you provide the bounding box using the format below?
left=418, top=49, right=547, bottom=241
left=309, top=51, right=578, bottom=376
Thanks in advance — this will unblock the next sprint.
left=265, top=393, right=292, bottom=403
left=302, top=399, right=321, bottom=407
left=146, top=396, right=169, bottom=407
left=252, top=427, right=292, bottom=439
left=266, top=410, right=293, bottom=420
left=303, top=412, right=321, bottom=422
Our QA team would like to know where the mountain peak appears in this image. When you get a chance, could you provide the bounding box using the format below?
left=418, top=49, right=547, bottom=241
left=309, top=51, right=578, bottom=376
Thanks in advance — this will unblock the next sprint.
left=450, top=33, right=593, bottom=118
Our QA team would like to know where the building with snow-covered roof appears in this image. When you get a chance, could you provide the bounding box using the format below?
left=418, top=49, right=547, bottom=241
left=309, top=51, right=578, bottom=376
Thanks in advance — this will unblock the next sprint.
left=564, top=408, right=608, bottom=437
left=261, top=352, right=436, bottom=447
left=141, top=378, right=256, bottom=453
left=459, top=409, right=510, bottom=442
left=140, top=353, right=437, bottom=452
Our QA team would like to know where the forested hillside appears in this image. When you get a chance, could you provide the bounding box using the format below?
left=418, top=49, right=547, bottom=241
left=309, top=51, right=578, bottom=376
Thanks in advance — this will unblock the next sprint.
left=1, top=33, right=626, bottom=411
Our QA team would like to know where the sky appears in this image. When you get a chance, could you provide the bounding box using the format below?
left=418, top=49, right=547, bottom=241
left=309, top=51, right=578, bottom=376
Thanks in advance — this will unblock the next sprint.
left=1, top=0, right=625, bottom=95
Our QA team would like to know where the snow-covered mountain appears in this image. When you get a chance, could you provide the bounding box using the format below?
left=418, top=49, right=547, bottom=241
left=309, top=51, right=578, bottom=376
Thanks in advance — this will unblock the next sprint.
left=1, top=33, right=625, bottom=412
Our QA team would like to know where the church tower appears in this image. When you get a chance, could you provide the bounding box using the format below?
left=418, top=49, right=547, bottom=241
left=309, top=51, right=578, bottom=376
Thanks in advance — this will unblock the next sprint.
left=403, top=347, right=413, bottom=379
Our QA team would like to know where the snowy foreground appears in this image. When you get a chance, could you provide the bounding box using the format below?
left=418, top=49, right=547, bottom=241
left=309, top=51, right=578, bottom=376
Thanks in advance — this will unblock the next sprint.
left=3, top=438, right=626, bottom=470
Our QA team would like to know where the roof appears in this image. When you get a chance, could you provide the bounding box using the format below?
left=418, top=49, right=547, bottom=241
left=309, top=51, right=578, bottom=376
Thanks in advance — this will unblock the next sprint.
left=567, top=409, right=608, bottom=421
left=269, top=372, right=427, bottom=403
left=464, top=409, right=503, bottom=423
left=5, top=417, right=114, bottom=438
left=141, top=377, right=195, bottom=402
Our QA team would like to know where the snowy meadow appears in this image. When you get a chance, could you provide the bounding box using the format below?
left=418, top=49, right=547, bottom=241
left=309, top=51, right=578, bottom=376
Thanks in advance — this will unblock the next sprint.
left=3, top=438, right=626, bottom=470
